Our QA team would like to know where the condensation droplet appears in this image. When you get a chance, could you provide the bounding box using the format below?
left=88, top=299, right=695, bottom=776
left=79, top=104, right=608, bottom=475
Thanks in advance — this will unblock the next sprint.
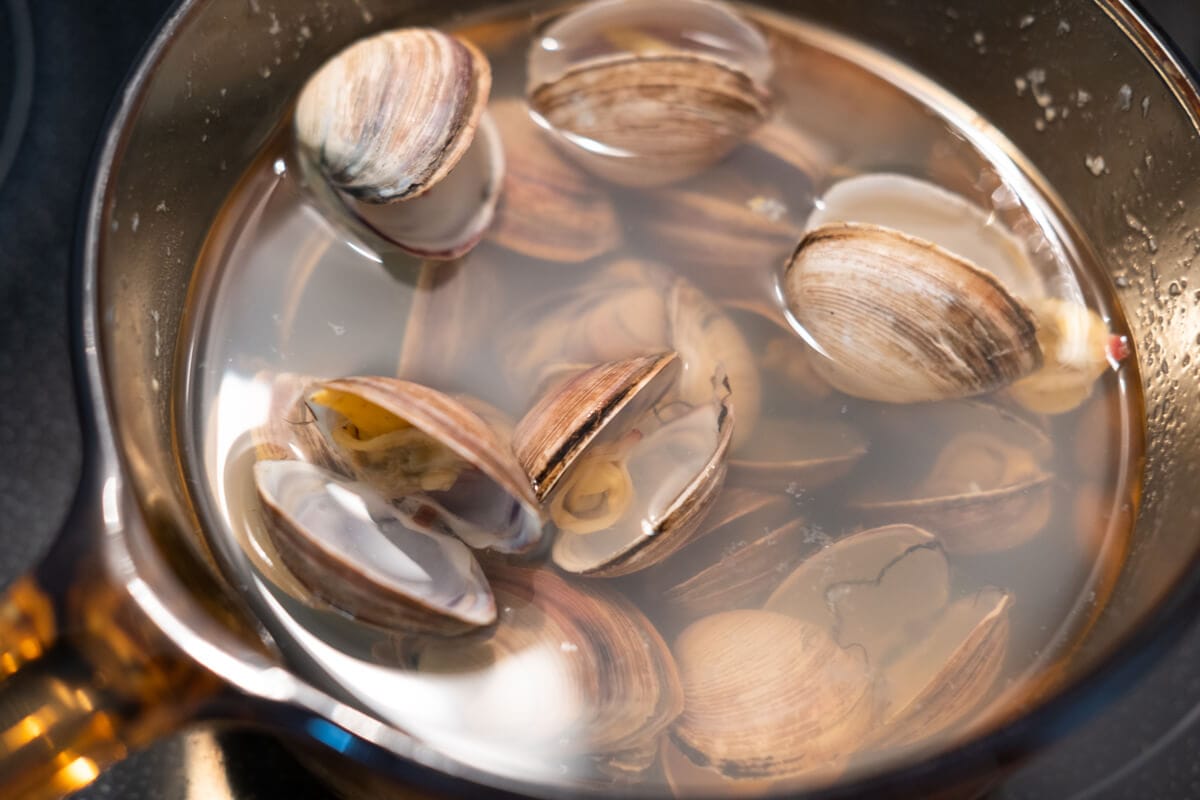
left=1018, top=13, right=1036, bottom=29
left=1118, top=84, right=1133, bottom=111
left=1085, top=155, right=1107, bottom=176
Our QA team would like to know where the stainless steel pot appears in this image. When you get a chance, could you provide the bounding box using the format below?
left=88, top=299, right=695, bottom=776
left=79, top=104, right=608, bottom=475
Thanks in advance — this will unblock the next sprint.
left=0, top=1, right=1198, bottom=798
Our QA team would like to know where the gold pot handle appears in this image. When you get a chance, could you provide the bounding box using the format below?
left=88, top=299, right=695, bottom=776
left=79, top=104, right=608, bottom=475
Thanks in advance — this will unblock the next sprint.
left=0, top=566, right=221, bottom=800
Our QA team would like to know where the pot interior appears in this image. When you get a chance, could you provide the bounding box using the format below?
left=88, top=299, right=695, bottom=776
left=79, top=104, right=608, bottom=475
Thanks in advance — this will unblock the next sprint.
left=91, top=0, right=1200, bottom=796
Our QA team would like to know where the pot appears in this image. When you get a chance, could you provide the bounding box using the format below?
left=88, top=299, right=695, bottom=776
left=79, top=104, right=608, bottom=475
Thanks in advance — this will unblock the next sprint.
left=0, top=1, right=1198, bottom=799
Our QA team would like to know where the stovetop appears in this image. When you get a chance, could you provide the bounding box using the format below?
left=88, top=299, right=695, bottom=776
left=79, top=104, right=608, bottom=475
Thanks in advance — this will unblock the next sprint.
left=1, top=1, right=1197, bottom=798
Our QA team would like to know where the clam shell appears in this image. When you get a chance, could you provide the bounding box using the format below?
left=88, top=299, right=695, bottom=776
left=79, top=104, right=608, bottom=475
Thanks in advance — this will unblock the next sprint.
left=529, top=52, right=770, bottom=187
left=488, top=99, right=622, bottom=263
left=874, top=588, right=1012, bottom=747
left=671, top=610, right=872, bottom=781
left=849, top=401, right=1053, bottom=554
left=728, top=418, right=867, bottom=492
left=392, top=565, right=683, bottom=777
left=295, top=29, right=490, bottom=203
left=551, top=379, right=734, bottom=577
left=805, top=174, right=1046, bottom=301
left=528, top=0, right=773, bottom=90
left=254, top=460, right=495, bottom=634
left=783, top=222, right=1043, bottom=403
left=638, top=489, right=801, bottom=623
left=765, top=525, right=950, bottom=666
left=513, top=352, right=681, bottom=501
left=310, top=377, right=544, bottom=554
left=661, top=737, right=779, bottom=798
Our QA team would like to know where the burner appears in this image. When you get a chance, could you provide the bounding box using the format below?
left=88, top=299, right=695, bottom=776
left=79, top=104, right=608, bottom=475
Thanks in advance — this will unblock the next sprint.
left=0, top=0, right=33, bottom=191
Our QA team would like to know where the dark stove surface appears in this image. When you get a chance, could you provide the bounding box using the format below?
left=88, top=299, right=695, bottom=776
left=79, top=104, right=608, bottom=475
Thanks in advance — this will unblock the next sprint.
left=0, top=1, right=1197, bottom=798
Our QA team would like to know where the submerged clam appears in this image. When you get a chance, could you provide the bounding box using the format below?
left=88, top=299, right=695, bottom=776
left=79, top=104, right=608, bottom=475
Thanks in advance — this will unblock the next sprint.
left=642, top=489, right=808, bottom=623
left=390, top=565, right=683, bottom=778
left=488, top=99, right=622, bottom=263
left=527, top=0, right=772, bottom=186
left=295, top=28, right=503, bottom=259
left=783, top=222, right=1043, bottom=403
left=728, top=418, right=867, bottom=493
left=848, top=402, right=1053, bottom=554
left=765, top=525, right=1011, bottom=747
left=672, top=609, right=873, bottom=782
left=548, top=376, right=735, bottom=577
left=306, top=377, right=544, bottom=554
left=723, top=300, right=832, bottom=405
left=254, top=460, right=495, bottom=634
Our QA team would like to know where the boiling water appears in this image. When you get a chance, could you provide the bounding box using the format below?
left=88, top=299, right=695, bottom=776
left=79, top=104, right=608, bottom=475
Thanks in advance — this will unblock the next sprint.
left=179, top=3, right=1142, bottom=796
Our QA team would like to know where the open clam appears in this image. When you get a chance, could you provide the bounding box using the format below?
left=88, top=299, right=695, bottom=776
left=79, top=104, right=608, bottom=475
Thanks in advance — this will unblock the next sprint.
left=671, top=609, right=873, bottom=782
left=641, top=488, right=808, bottom=623
left=488, top=99, right=622, bottom=263
left=306, top=377, right=544, bottom=554
left=1009, top=297, right=1119, bottom=414
left=253, top=460, right=495, bottom=634
left=783, top=222, right=1043, bottom=403
left=295, top=28, right=503, bottom=259
left=513, top=352, right=681, bottom=502
left=527, top=0, right=772, bottom=187
left=765, top=525, right=1011, bottom=748
left=549, top=375, right=735, bottom=577
left=250, top=371, right=349, bottom=474
left=848, top=402, right=1053, bottom=554
left=387, top=565, right=683, bottom=779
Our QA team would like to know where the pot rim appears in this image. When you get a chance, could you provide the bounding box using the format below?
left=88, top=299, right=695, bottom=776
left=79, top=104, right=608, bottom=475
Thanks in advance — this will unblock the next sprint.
left=75, top=1, right=1200, bottom=798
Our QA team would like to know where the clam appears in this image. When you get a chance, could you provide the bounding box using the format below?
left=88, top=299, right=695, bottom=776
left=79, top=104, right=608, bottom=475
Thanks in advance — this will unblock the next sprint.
left=506, top=261, right=761, bottom=448
left=550, top=377, right=735, bottom=577
left=671, top=609, right=873, bottom=782
left=306, top=377, right=544, bottom=554
left=390, top=565, right=682, bottom=778
left=806, top=174, right=1046, bottom=301
left=1009, top=298, right=1117, bottom=414
left=723, top=300, right=832, bottom=405
left=294, top=29, right=503, bottom=259
left=783, top=223, right=1043, bottom=403
left=527, top=0, right=772, bottom=187
left=488, top=99, right=622, bottom=263
left=643, top=489, right=808, bottom=623
left=874, top=588, right=1012, bottom=746
left=765, top=525, right=950, bottom=666
left=513, top=352, right=681, bottom=502
left=848, top=402, right=1053, bottom=554
left=764, top=526, right=1012, bottom=747
left=253, top=460, right=495, bottom=634
left=729, top=418, right=867, bottom=493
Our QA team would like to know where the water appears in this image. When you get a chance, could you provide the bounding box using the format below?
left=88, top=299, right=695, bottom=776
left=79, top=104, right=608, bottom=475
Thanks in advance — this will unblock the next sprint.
left=178, top=2, right=1143, bottom=796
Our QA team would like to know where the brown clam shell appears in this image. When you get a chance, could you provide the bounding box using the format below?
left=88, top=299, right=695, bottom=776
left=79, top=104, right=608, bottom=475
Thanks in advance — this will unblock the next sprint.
left=529, top=52, right=770, bottom=187
left=783, top=222, right=1043, bottom=404
left=513, top=352, right=681, bottom=501
left=672, top=610, right=872, bottom=781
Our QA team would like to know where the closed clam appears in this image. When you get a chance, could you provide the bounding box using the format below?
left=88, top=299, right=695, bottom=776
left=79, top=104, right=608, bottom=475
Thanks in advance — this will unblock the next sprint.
left=306, top=376, right=544, bottom=554
left=729, top=418, right=867, bottom=493
left=643, top=489, right=808, bottom=623
left=295, top=29, right=503, bottom=258
left=550, top=376, right=734, bottom=577
left=527, top=0, right=772, bottom=186
left=488, top=99, right=622, bottom=263
left=848, top=402, right=1053, bottom=554
left=254, top=460, right=495, bottom=634
left=672, top=610, right=873, bottom=782
left=389, top=565, right=683, bottom=778
left=783, top=222, right=1043, bottom=403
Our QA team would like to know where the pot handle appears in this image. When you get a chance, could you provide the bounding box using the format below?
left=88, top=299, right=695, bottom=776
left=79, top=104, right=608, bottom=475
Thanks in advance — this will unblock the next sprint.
left=0, top=488, right=223, bottom=800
